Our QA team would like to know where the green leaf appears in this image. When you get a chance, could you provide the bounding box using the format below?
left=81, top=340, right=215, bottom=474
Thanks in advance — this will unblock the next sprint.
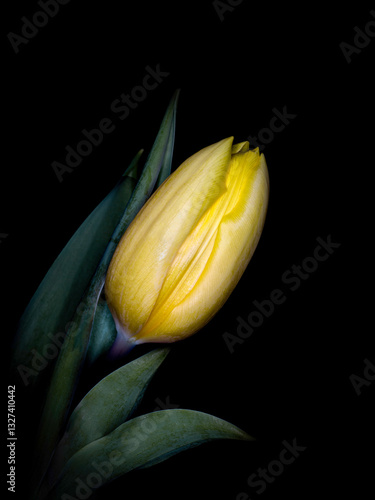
left=46, top=348, right=169, bottom=488
left=11, top=150, right=142, bottom=384
left=86, top=297, right=117, bottom=365
left=155, top=90, right=178, bottom=187
left=47, top=409, right=253, bottom=500
left=31, top=91, right=180, bottom=497
left=106, top=89, right=180, bottom=250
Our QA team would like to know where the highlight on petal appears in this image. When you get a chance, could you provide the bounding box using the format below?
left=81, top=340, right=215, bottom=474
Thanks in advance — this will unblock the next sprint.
left=105, top=138, right=234, bottom=337
left=105, top=137, right=269, bottom=345
left=133, top=148, right=269, bottom=343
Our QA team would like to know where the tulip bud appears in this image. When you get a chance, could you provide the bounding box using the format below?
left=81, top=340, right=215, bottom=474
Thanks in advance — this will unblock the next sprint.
left=105, top=136, right=269, bottom=346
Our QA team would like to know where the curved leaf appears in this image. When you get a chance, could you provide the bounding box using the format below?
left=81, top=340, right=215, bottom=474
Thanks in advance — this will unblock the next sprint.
left=47, top=409, right=253, bottom=500
left=12, top=151, right=142, bottom=383
left=47, top=348, right=169, bottom=487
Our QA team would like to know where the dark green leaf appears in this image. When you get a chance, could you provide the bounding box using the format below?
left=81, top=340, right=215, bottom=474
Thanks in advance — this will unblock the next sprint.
left=86, top=297, right=117, bottom=364
left=105, top=89, right=180, bottom=254
left=46, top=348, right=169, bottom=487
left=47, top=409, right=253, bottom=500
left=155, top=90, right=178, bottom=187
left=12, top=151, right=142, bottom=384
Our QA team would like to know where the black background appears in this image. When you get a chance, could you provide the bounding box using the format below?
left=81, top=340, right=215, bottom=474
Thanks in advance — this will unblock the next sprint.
left=2, top=1, right=374, bottom=499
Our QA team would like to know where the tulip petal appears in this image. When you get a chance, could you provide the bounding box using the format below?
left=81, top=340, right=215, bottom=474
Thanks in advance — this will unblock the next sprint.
left=45, top=348, right=169, bottom=491
left=133, top=150, right=269, bottom=342
left=105, top=137, right=234, bottom=339
left=46, top=409, right=253, bottom=500
left=231, top=141, right=250, bottom=154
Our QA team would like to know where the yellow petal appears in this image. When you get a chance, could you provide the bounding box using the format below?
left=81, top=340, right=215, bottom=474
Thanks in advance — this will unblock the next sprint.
left=105, top=137, right=234, bottom=338
left=231, top=141, right=250, bottom=154
left=133, top=149, right=269, bottom=343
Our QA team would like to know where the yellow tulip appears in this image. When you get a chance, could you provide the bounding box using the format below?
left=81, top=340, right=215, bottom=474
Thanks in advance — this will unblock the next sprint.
left=105, top=137, right=269, bottom=346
